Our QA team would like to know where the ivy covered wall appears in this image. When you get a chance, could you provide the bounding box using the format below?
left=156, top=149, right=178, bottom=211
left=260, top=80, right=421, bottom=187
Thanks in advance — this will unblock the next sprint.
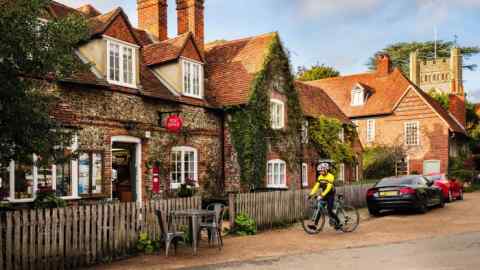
left=225, top=34, right=303, bottom=190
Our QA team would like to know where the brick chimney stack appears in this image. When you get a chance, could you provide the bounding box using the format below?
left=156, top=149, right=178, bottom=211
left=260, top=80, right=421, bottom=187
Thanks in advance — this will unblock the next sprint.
left=377, top=54, right=391, bottom=76
left=137, top=0, right=168, bottom=41
left=176, top=0, right=205, bottom=52
left=449, top=94, right=466, bottom=128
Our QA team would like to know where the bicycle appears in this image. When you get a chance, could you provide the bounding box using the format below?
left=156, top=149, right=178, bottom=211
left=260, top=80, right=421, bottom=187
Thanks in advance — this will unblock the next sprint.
left=302, top=194, right=359, bottom=234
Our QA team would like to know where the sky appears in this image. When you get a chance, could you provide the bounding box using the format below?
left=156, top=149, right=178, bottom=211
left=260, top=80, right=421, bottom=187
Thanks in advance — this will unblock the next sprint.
left=58, top=0, right=480, bottom=101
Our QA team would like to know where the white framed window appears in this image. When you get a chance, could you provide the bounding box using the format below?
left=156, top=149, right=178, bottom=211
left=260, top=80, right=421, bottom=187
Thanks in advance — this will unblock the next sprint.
left=170, top=146, right=198, bottom=189
left=302, top=120, right=309, bottom=144
left=182, top=59, right=204, bottom=99
left=302, top=163, right=308, bottom=187
left=366, top=119, right=375, bottom=143
left=405, top=121, right=420, bottom=146
left=351, top=89, right=364, bottom=106
left=339, top=127, right=345, bottom=142
left=267, top=159, right=287, bottom=188
left=0, top=136, right=80, bottom=202
left=270, top=99, right=285, bottom=129
left=338, top=163, right=345, bottom=182
left=78, top=152, right=103, bottom=195
left=106, top=38, right=137, bottom=88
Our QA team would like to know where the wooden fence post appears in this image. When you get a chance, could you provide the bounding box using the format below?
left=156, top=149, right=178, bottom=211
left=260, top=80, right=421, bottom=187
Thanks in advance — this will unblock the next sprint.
left=228, top=193, right=235, bottom=231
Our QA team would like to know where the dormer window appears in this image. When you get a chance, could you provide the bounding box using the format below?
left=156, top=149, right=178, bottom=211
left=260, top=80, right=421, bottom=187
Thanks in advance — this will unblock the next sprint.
left=182, top=59, right=204, bottom=99
left=351, top=88, right=364, bottom=106
left=106, top=38, right=137, bottom=88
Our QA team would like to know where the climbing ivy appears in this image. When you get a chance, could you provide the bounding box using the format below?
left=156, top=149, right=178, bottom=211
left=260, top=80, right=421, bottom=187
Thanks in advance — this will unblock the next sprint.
left=308, top=116, right=356, bottom=168
left=227, top=34, right=303, bottom=189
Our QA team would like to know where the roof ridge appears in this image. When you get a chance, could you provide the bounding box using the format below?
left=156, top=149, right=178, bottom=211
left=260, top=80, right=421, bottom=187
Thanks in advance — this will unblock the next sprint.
left=205, top=32, right=277, bottom=50
left=144, top=32, right=190, bottom=48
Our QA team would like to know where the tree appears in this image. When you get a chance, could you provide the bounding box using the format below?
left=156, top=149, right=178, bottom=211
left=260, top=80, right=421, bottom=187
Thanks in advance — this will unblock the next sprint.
left=367, top=41, right=480, bottom=75
left=0, top=0, right=88, bottom=164
left=296, top=64, right=340, bottom=81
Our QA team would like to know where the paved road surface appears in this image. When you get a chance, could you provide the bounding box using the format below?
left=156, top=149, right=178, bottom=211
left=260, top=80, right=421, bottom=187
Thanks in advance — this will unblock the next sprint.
left=200, top=231, right=480, bottom=270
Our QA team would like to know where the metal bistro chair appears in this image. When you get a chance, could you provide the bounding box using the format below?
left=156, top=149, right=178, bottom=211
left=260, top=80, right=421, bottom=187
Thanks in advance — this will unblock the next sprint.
left=155, top=210, right=184, bottom=256
left=199, top=203, right=226, bottom=250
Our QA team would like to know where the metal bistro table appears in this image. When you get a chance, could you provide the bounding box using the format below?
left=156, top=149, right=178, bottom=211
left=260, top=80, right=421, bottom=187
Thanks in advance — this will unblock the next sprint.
left=172, top=209, right=216, bottom=255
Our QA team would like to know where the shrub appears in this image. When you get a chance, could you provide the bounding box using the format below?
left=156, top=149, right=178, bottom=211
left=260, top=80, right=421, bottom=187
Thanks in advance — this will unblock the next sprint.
left=233, top=213, right=257, bottom=236
left=363, top=144, right=406, bottom=179
left=136, top=232, right=160, bottom=254
left=33, top=190, right=67, bottom=209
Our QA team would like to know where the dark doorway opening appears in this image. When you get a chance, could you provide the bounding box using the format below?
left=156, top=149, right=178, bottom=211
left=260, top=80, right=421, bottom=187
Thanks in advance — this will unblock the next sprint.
left=112, top=142, right=136, bottom=202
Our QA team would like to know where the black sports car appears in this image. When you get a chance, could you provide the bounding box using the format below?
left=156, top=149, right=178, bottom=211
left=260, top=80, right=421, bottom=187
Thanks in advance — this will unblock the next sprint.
left=366, top=175, right=444, bottom=216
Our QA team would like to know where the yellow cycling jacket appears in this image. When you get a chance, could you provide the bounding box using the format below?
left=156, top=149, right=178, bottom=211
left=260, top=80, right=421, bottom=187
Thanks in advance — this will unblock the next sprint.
left=309, top=173, right=335, bottom=197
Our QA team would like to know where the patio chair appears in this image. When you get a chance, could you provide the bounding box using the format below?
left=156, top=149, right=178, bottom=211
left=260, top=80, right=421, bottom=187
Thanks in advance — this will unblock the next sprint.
left=155, top=210, right=184, bottom=256
left=199, top=203, right=226, bottom=250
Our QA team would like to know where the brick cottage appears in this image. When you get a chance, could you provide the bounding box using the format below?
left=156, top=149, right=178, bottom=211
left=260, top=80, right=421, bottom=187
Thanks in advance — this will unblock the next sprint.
left=306, top=55, right=467, bottom=175
left=0, top=0, right=362, bottom=205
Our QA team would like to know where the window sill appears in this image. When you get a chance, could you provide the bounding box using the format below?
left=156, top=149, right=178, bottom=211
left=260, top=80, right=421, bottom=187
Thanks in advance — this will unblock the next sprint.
left=107, top=80, right=138, bottom=89
left=182, top=93, right=204, bottom=100
left=8, top=198, right=35, bottom=203
left=170, top=183, right=199, bottom=190
left=266, top=185, right=288, bottom=190
left=79, top=194, right=109, bottom=199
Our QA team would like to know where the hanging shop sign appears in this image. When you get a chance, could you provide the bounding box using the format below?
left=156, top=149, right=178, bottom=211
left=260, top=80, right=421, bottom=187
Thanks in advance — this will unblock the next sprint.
left=165, top=115, right=183, bottom=133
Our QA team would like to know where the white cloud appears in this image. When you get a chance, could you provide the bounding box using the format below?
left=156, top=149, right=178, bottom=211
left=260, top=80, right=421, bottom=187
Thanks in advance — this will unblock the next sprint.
left=297, top=0, right=383, bottom=18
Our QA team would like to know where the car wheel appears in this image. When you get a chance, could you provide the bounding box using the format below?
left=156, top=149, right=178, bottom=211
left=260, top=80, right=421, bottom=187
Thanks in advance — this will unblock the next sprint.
left=447, top=190, right=453, bottom=202
left=458, top=189, right=464, bottom=200
left=438, top=195, right=445, bottom=208
left=368, top=207, right=381, bottom=217
left=417, top=201, right=428, bottom=214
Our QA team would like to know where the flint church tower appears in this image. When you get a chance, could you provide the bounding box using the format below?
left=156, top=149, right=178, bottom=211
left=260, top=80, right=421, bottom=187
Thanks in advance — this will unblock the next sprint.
left=409, top=48, right=464, bottom=96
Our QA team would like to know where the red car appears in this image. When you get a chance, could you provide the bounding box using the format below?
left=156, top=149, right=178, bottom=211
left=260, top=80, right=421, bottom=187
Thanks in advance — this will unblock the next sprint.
left=425, top=173, right=464, bottom=202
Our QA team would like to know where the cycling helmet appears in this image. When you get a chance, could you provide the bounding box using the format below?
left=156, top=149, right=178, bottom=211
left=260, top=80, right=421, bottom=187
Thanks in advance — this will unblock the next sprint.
left=317, top=162, right=330, bottom=172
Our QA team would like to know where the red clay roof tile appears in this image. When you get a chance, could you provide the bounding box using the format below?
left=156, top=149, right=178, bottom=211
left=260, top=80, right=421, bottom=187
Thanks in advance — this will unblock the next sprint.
left=143, top=33, right=193, bottom=66
left=306, top=68, right=465, bottom=134
left=295, top=81, right=351, bottom=124
left=205, top=32, right=276, bottom=106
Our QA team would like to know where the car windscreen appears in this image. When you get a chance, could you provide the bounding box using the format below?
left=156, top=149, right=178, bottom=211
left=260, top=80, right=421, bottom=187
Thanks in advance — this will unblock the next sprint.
left=376, top=176, right=415, bottom=187
left=425, top=175, right=442, bottom=181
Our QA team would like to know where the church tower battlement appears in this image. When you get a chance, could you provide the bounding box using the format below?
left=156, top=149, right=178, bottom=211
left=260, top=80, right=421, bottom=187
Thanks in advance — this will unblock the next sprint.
left=409, top=48, right=463, bottom=96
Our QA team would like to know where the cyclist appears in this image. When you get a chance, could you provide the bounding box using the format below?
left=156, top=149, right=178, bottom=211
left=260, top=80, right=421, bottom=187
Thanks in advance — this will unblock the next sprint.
left=309, top=162, right=341, bottom=230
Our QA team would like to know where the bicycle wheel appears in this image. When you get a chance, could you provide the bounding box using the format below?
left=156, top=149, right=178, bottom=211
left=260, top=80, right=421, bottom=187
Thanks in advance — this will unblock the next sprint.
left=302, top=206, right=326, bottom=234
left=337, top=205, right=359, bottom=233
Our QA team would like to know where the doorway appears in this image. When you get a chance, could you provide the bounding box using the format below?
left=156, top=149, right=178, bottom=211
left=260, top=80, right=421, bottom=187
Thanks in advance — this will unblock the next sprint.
left=111, top=136, right=142, bottom=203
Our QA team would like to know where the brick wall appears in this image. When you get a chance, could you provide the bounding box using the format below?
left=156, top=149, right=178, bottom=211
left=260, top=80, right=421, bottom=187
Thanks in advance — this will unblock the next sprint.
left=58, top=84, right=222, bottom=200
left=354, top=87, right=450, bottom=174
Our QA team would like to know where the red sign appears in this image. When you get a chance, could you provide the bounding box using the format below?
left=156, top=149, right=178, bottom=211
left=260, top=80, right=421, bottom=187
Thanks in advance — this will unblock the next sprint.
left=152, top=166, right=160, bottom=193
left=165, top=115, right=183, bottom=133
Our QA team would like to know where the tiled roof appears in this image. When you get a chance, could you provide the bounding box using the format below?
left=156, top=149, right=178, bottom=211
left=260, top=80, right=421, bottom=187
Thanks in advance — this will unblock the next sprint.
left=87, top=8, right=121, bottom=37
left=305, top=68, right=410, bottom=118
left=143, top=33, right=192, bottom=66
left=295, top=81, right=351, bottom=124
left=306, top=68, right=466, bottom=134
left=205, top=32, right=276, bottom=106
left=48, top=1, right=83, bottom=18
left=76, top=4, right=101, bottom=18
left=413, top=86, right=466, bottom=134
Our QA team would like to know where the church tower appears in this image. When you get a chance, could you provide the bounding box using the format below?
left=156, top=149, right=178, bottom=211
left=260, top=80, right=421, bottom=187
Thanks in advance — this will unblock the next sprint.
left=409, top=48, right=464, bottom=96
